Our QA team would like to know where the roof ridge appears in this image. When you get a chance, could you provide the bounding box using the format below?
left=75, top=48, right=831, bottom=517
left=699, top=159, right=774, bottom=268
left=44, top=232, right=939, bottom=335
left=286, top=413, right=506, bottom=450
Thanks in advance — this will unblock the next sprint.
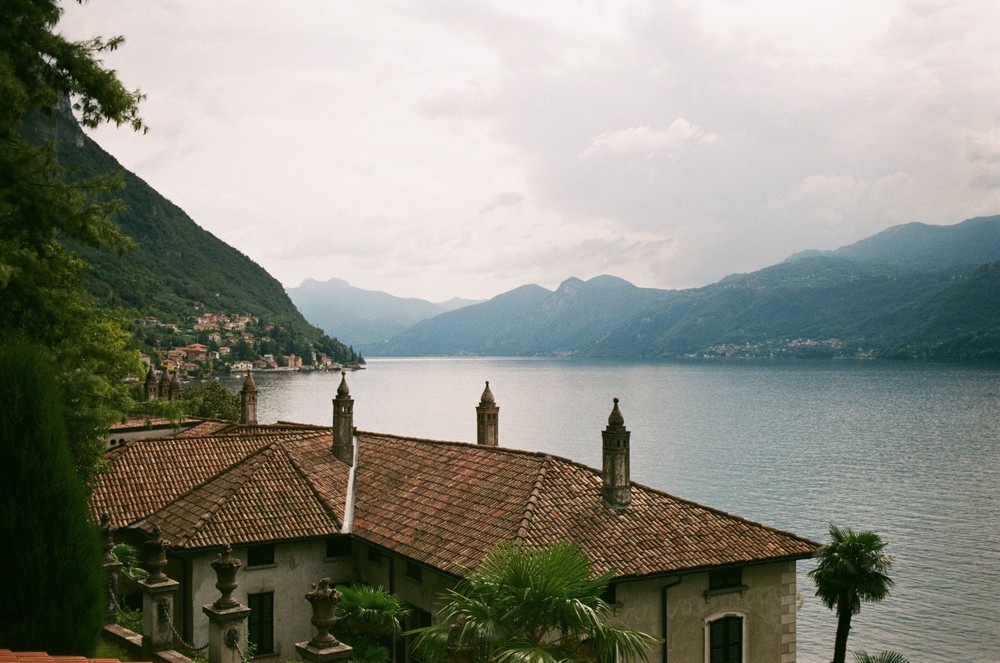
left=144, top=443, right=277, bottom=545
left=516, top=455, right=552, bottom=540
left=280, top=438, right=344, bottom=530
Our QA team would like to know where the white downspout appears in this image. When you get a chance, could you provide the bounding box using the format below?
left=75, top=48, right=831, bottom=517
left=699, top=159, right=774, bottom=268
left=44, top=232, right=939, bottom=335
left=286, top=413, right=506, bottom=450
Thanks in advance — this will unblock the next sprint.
left=341, top=430, right=359, bottom=533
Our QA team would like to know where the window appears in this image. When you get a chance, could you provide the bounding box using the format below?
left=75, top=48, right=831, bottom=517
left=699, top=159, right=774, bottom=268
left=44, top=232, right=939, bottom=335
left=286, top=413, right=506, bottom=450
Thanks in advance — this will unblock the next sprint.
left=707, top=615, right=743, bottom=663
left=326, top=536, right=352, bottom=559
left=405, top=560, right=422, bottom=581
left=601, top=582, right=617, bottom=605
left=248, top=592, right=275, bottom=654
left=709, top=567, right=742, bottom=591
left=247, top=544, right=274, bottom=567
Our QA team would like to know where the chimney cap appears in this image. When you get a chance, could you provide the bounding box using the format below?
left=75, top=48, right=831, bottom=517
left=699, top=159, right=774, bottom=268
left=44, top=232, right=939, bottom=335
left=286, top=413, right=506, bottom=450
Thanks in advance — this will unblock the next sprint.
left=242, top=370, right=256, bottom=390
left=479, top=380, right=496, bottom=406
left=336, top=371, right=350, bottom=398
left=607, top=397, right=624, bottom=427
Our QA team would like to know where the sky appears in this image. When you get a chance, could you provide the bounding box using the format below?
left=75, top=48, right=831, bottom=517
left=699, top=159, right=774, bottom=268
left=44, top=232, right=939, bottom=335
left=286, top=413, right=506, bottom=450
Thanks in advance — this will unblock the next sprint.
left=59, top=0, right=1000, bottom=302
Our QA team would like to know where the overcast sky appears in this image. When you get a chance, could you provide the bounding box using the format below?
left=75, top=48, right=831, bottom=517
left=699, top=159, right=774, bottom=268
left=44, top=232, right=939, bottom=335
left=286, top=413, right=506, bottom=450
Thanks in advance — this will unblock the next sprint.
left=59, top=1, right=1000, bottom=301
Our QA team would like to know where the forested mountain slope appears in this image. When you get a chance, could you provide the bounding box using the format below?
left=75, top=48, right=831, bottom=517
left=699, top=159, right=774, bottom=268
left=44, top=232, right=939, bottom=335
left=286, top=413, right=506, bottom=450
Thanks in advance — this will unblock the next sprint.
left=25, top=107, right=358, bottom=362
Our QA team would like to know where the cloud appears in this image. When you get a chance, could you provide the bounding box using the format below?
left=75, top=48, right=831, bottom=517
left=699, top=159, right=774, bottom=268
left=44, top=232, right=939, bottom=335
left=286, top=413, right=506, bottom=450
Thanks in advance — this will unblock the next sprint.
left=581, top=120, right=718, bottom=157
left=480, top=191, right=525, bottom=214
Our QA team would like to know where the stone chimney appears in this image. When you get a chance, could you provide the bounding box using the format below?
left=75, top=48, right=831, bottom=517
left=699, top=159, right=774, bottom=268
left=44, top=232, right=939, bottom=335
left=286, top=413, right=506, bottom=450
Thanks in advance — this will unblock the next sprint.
left=143, top=367, right=158, bottom=402
left=601, top=397, right=631, bottom=509
left=332, top=372, right=354, bottom=465
left=169, top=371, right=183, bottom=401
left=158, top=369, right=171, bottom=398
left=476, top=381, right=499, bottom=446
left=240, top=371, right=258, bottom=425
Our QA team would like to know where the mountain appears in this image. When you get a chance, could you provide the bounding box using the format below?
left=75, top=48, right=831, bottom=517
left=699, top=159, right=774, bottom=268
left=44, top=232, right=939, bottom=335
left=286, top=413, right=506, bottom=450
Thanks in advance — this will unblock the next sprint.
left=369, top=217, right=1000, bottom=361
left=26, top=105, right=359, bottom=362
left=787, top=215, right=1000, bottom=272
left=286, top=277, right=481, bottom=347
left=366, top=275, right=672, bottom=356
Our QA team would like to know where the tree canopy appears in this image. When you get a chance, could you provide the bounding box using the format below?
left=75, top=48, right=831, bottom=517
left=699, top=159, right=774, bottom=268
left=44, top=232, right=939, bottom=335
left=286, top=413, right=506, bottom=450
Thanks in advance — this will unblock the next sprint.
left=1, top=0, right=146, bottom=484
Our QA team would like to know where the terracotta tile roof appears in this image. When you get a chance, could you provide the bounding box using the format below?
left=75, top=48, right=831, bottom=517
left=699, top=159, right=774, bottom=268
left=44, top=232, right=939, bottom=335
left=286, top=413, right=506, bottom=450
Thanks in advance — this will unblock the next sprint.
left=110, top=416, right=192, bottom=431
left=353, top=433, right=818, bottom=577
left=92, top=424, right=817, bottom=579
left=174, top=420, right=233, bottom=438
left=142, top=434, right=348, bottom=548
left=353, top=435, right=547, bottom=574
left=0, top=651, right=139, bottom=663
left=91, top=431, right=328, bottom=527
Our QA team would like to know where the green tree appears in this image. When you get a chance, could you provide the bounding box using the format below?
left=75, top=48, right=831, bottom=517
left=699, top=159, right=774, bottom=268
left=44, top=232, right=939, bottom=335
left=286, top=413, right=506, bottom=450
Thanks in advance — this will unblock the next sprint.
left=184, top=380, right=241, bottom=421
left=808, top=525, right=894, bottom=663
left=1, top=0, right=145, bottom=483
left=0, top=336, right=106, bottom=654
left=411, top=541, right=659, bottom=663
left=333, top=584, right=409, bottom=663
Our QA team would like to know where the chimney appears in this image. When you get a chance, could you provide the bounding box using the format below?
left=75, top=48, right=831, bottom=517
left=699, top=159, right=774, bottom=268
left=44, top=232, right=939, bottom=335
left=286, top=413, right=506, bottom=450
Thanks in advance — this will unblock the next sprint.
left=602, top=397, right=631, bottom=509
left=240, top=371, right=258, bottom=425
left=476, top=381, right=499, bottom=446
left=332, top=371, right=354, bottom=464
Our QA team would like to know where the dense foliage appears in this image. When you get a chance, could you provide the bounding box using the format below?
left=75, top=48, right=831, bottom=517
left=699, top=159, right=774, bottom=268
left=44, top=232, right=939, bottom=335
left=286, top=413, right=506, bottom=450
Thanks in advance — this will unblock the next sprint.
left=411, top=541, right=659, bottom=663
left=333, top=584, right=409, bottom=663
left=0, top=337, right=106, bottom=654
left=1, top=0, right=146, bottom=483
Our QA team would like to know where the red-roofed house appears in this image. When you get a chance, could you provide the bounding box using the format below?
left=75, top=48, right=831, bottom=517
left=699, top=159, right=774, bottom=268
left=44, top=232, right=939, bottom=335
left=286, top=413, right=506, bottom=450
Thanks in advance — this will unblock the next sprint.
left=92, top=376, right=818, bottom=663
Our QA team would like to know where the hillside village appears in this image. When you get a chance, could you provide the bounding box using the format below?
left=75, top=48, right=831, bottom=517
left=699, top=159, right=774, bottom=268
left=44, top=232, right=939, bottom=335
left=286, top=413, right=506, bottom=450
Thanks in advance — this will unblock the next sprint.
left=137, top=311, right=362, bottom=378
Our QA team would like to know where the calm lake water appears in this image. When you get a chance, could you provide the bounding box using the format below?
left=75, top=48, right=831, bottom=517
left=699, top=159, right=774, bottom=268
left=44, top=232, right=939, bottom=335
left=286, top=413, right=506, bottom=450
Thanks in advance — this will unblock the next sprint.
left=220, top=358, right=1000, bottom=662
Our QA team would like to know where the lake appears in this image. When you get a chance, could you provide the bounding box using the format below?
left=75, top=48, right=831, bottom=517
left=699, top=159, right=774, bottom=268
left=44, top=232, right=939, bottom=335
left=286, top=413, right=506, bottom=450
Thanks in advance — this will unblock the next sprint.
left=220, top=358, right=1000, bottom=662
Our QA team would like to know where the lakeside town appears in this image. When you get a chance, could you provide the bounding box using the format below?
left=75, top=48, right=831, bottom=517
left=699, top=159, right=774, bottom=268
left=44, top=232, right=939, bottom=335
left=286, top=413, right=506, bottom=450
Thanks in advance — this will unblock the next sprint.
left=137, top=311, right=363, bottom=379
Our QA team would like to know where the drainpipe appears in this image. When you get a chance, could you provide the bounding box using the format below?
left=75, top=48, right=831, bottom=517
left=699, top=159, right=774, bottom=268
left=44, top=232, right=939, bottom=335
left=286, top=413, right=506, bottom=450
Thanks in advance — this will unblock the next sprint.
left=661, top=577, right=683, bottom=663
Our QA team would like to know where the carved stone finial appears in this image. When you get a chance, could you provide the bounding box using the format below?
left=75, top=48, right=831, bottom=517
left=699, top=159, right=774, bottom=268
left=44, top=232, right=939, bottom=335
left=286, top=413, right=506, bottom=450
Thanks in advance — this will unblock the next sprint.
left=336, top=371, right=350, bottom=398
left=304, top=578, right=342, bottom=649
left=479, top=381, right=495, bottom=406
left=211, top=544, right=242, bottom=609
left=142, top=526, right=171, bottom=584
left=607, top=397, right=625, bottom=428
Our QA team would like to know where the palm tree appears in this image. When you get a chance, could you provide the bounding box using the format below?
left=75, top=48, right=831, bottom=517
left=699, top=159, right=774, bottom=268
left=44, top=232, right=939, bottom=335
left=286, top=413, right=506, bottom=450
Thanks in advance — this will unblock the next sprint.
left=333, top=584, right=409, bottom=663
left=808, top=525, right=894, bottom=663
left=853, top=651, right=909, bottom=663
left=410, top=541, right=659, bottom=663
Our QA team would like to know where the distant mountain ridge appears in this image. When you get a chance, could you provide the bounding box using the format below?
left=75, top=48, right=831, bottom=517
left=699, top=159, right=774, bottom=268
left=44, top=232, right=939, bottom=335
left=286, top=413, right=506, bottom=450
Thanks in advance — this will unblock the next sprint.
left=365, top=275, right=671, bottom=356
left=286, top=277, right=482, bottom=347
left=359, top=216, right=1000, bottom=362
left=787, top=215, right=1000, bottom=272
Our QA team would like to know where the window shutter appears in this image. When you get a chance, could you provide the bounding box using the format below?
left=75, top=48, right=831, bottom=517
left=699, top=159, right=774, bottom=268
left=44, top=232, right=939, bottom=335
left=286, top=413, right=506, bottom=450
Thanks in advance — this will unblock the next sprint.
left=709, top=616, right=742, bottom=663
left=248, top=592, right=275, bottom=654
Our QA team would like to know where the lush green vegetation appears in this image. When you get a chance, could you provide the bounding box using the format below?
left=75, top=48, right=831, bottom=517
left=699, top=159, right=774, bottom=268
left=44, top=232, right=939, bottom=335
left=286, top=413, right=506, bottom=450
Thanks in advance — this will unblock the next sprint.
left=0, top=337, right=106, bottom=654
left=410, top=541, right=659, bottom=663
left=1, top=0, right=148, bottom=483
left=333, top=584, right=409, bottom=663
